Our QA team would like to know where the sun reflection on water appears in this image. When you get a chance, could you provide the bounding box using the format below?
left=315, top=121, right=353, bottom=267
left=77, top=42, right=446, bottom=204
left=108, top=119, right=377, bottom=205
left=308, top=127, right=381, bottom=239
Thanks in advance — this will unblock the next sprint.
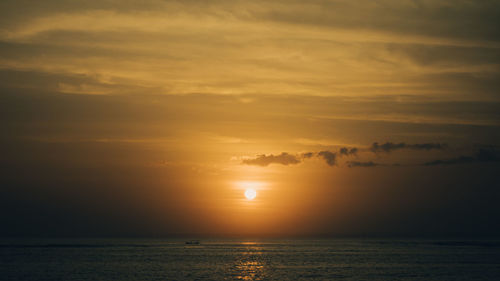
left=240, top=242, right=258, bottom=245
left=235, top=261, right=264, bottom=280
left=231, top=244, right=267, bottom=280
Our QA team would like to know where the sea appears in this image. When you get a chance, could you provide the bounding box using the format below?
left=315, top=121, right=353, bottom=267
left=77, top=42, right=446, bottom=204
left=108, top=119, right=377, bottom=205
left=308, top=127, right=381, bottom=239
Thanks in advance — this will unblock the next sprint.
left=1, top=238, right=499, bottom=280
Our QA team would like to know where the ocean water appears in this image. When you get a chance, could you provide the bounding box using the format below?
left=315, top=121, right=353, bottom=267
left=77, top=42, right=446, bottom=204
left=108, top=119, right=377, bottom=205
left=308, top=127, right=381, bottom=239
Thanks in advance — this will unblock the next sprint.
left=1, top=239, right=499, bottom=280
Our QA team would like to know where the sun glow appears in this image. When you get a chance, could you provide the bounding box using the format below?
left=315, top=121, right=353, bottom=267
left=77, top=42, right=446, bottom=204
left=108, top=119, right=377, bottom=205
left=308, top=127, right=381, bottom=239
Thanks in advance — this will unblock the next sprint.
left=245, top=188, right=257, bottom=200
left=235, top=181, right=264, bottom=201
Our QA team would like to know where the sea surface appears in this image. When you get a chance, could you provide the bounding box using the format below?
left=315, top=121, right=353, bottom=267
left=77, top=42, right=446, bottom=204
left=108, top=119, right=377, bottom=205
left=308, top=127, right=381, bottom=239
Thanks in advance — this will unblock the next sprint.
left=1, top=238, right=499, bottom=280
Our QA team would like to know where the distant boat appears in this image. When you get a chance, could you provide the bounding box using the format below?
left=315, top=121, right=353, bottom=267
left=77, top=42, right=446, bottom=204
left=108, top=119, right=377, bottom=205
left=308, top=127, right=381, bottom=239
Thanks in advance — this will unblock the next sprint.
left=185, top=240, right=200, bottom=245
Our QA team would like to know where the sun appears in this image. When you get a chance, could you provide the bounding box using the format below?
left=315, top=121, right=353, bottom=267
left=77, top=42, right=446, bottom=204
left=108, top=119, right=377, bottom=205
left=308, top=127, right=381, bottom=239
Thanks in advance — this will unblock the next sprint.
left=236, top=181, right=263, bottom=200
left=244, top=188, right=257, bottom=200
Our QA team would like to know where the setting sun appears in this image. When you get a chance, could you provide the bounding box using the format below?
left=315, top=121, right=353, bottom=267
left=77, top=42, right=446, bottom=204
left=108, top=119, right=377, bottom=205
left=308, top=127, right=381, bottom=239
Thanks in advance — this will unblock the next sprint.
left=1, top=1, right=499, bottom=280
left=244, top=189, right=257, bottom=200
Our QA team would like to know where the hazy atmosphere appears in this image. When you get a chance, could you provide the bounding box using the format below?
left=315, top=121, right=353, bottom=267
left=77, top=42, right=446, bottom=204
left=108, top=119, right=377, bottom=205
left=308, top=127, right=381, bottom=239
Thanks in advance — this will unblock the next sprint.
left=1, top=0, right=500, bottom=238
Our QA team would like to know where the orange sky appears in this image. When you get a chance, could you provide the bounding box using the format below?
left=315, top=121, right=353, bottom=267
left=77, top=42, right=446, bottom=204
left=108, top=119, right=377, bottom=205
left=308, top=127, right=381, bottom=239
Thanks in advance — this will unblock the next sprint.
left=1, top=0, right=499, bottom=237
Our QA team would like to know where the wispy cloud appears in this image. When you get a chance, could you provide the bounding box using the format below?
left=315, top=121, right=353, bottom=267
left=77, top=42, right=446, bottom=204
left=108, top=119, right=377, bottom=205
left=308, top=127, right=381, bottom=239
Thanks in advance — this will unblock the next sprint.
left=370, top=142, right=447, bottom=153
left=1, top=1, right=499, bottom=102
left=346, top=161, right=378, bottom=168
left=424, top=148, right=500, bottom=166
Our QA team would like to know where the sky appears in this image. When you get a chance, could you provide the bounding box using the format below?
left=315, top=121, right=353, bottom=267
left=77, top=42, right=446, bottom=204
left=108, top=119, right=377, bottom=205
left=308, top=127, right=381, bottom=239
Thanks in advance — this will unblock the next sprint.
left=1, top=0, right=499, bottom=237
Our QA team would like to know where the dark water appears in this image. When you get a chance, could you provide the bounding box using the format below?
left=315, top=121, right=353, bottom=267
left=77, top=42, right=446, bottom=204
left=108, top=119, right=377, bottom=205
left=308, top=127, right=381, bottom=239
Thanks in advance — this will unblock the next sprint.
left=1, top=239, right=499, bottom=280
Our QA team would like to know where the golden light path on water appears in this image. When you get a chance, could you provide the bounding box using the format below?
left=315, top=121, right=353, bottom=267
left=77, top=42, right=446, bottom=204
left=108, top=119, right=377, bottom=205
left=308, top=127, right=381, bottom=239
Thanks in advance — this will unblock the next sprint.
left=233, top=242, right=266, bottom=280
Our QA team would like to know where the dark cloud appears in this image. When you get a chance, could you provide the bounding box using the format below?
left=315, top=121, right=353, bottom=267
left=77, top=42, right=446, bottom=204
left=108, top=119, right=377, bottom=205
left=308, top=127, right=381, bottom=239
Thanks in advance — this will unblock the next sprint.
left=314, top=147, right=358, bottom=166
left=301, top=152, right=314, bottom=159
left=424, top=156, right=475, bottom=166
left=411, top=143, right=448, bottom=151
left=242, top=152, right=301, bottom=166
left=424, top=148, right=500, bottom=166
left=244, top=142, right=449, bottom=168
left=244, top=147, right=358, bottom=168
left=347, top=161, right=378, bottom=168
left=318, top=151, right=337, bottom=166
left=371, top=142, right=407, bottom=152
left=244, top=146, right=499, bottom=168
left=339, top=147, right=358, bottom=156
left=371, top=142, right=447, bottom=153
